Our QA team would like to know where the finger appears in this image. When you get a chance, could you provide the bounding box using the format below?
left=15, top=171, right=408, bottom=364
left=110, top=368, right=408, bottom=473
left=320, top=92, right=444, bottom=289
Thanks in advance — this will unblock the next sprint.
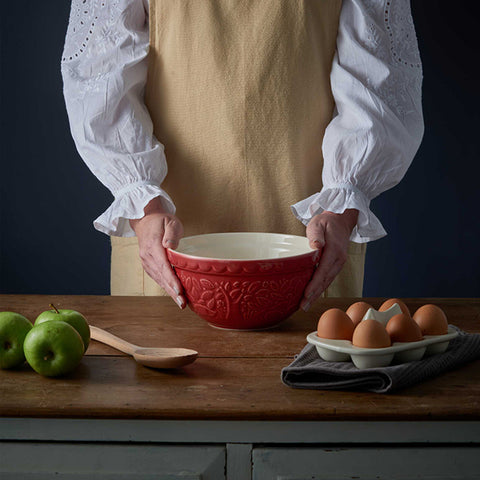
left=149, top=243, right=187, bottom=309
left=139, top=239, right=186, bottom=309
left=300, top=244, right=346, bottom=311
left=162, top=217, right=184, bottom=250
left=306, top=216, right=326, bottom=250
left=142, top=258, right=186, bottom=309
left=304, top=242, right=338, bottom=298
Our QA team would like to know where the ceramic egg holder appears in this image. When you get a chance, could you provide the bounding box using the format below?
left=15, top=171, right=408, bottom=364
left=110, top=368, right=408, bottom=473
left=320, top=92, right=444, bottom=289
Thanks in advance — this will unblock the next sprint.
left=307, top=304, right=458, bottom=369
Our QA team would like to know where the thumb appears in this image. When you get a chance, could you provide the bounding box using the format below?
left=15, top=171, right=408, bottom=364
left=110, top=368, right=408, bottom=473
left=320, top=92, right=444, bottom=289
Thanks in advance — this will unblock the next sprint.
left=306, top=216, right=326, bottom=250
left=162, top=217, right=184, bottom=250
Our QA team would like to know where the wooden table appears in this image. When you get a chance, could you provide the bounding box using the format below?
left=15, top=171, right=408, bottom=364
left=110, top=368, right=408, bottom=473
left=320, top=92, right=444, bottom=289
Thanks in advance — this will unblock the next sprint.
left=1, top=295, right=480, bottom=479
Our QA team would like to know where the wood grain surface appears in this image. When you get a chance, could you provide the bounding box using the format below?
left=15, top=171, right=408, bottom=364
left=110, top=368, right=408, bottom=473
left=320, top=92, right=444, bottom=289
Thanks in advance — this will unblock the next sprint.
left=1, top=295, right=479, bottom=420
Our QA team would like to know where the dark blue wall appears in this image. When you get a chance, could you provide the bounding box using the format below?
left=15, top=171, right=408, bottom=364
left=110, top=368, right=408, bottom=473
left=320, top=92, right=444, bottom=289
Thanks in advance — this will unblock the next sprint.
left=363, top=2, right=479, bottom=297
left=1, top=1, right=478, bottom=297
left=1, top=1, right=111, bottom=294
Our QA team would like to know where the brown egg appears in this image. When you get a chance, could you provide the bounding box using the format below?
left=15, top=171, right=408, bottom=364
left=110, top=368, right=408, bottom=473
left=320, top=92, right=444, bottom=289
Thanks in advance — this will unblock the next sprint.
left=352, top=319, right=391, bottom=348
left=317, top=308, right=355, bottom=341
left=413, top=304, right=448, bottom=335
left=346, top=302, right=372, bottom=327
left=386, top=313, right=423, bottom=343
left=379, top=298, right=411, bottom=317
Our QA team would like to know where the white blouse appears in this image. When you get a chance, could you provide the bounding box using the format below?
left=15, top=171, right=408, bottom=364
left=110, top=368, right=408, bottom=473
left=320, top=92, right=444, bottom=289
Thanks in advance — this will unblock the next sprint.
left=61, top=0, right=424, bottom=242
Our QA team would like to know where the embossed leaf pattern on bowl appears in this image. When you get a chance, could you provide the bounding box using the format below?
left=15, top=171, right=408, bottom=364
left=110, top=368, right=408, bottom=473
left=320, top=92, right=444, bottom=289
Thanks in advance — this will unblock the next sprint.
left=178, top=271, right=312, bottom=328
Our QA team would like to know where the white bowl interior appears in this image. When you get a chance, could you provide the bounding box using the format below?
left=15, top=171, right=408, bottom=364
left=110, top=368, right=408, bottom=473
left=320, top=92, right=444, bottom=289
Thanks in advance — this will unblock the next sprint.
left=175, top=232, right=315, bottom=260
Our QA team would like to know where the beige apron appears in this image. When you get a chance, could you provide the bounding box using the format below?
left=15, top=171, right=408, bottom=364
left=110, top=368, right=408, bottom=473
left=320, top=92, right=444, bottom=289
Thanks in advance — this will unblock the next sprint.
left=111, top=0, right=367, bottom=298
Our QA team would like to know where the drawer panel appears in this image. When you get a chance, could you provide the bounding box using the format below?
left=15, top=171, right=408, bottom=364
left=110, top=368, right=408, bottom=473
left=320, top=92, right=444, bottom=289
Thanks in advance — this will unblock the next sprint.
left=0, top=442, right=225, bottom=480
left=253, top=446, right=480, bottom=479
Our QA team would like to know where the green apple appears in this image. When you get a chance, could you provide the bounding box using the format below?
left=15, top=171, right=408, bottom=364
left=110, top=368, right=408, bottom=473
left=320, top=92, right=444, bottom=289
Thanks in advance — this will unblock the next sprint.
left=23, top=320, right=84, bottom=377
left=35, top=305, right=90, bottom=352
left=0, top=312, right=33, bottom=369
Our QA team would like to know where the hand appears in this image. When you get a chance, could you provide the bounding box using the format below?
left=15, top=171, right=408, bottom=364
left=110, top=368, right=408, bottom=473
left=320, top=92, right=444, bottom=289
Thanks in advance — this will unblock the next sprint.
left=300, top=209, right=359, bottom=311
left=129, top=197, right=186, bottom=309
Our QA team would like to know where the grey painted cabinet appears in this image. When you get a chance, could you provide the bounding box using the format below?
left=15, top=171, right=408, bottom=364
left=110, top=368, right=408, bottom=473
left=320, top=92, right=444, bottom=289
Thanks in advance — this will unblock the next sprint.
left=2, top=419, right=480, bottom=479
left=2, top=440, right=480, bottom=479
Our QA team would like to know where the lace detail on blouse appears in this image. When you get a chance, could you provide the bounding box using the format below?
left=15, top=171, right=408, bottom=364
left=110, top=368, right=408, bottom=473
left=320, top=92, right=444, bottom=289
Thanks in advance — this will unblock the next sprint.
left=362, top=0, right=423, bottom=122
left=363, top=0, right=421, bottom=67
left=62, top=0, right=100, bottom=62
left=61, top=0, right=126, bottom=98
left=386, top=0, right=422, bottom=68
left=62, top=0, right=121, bottom=63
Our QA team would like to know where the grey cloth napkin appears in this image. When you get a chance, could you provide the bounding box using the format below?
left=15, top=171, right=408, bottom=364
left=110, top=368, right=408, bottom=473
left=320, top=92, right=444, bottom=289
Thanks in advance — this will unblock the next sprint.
left=281, top=326, right=480, bottom=393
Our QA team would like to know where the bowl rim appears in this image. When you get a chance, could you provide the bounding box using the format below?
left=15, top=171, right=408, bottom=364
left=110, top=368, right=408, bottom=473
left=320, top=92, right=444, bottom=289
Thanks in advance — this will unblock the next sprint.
left=168, top=231, right=318, bottom=262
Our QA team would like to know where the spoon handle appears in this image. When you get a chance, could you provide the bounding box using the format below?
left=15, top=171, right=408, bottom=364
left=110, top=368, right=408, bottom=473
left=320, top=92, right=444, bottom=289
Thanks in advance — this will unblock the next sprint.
left=89, top=326, right=138, bottom=356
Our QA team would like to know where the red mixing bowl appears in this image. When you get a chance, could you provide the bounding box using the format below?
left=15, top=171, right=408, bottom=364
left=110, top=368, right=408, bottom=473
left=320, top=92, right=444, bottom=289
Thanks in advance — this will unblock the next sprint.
left=167, top=232, right=321, bottom=330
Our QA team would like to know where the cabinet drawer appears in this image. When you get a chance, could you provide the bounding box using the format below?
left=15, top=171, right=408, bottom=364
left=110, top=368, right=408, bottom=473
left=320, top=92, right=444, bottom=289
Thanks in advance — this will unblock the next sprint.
left=0, top=442, right=225, bottom=480
left=253, top=446, right=480, bottom=479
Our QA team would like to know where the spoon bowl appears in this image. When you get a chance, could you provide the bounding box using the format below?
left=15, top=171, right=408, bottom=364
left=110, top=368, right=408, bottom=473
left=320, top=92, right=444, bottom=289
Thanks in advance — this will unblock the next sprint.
left=132, top=347, right=199, bottom=369
left=90, top=326, right=198, bottom=369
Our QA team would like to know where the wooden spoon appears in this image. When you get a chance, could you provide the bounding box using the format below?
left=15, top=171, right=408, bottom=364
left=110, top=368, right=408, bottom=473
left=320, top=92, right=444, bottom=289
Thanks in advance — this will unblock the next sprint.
left=89, top=326, right=198, bottom=369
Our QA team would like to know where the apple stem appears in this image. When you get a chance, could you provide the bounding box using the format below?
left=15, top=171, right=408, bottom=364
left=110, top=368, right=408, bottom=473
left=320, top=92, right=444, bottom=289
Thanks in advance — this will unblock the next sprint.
left=49, top=303, right=60, bottom=314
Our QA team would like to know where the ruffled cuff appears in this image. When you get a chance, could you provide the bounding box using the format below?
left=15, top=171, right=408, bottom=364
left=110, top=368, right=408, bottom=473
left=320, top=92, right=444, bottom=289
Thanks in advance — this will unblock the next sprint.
left=93, top=182, right=176, bottom=237
left=291, top=183, right=387, bottom=243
